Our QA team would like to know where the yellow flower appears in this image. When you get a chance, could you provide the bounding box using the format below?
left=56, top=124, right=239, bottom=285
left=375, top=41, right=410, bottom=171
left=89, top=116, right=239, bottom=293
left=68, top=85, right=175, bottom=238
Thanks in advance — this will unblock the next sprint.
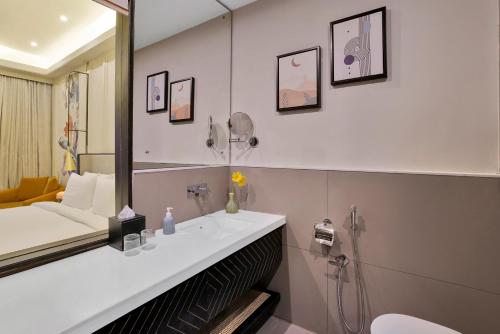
left=237, top=175, right=246, bottom=187
left=232, top=171, right=242, bottom=183
left=231, top=171, right=247, bottom=188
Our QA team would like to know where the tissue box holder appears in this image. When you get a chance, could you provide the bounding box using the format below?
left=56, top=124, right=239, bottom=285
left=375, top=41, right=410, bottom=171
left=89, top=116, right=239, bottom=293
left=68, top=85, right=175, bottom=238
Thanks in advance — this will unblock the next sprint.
left=109, top=214, right=146, bottom=251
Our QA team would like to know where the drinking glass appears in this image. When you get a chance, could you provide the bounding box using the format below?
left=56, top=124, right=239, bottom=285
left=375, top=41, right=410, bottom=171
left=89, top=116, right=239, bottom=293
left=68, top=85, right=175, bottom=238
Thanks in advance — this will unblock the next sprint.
left=123, top=233, right=140, bottom=251
left=141, top=229, right=156, bottom=250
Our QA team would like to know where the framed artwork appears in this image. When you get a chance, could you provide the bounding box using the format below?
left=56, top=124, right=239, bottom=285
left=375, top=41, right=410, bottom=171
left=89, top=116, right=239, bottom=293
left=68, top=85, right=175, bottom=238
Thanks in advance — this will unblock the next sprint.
left=277, top=46, right=321, bottom=112
left=146, top=71, right=168, bottom=112
left=330, top=7, right=387, bottom=86
left=170, top=77, right=195, bottom=123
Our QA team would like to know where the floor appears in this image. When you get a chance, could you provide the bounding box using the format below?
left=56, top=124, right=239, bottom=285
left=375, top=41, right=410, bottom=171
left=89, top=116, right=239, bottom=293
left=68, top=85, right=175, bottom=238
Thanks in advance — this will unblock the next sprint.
left=257, top=316, right=315, bottom=334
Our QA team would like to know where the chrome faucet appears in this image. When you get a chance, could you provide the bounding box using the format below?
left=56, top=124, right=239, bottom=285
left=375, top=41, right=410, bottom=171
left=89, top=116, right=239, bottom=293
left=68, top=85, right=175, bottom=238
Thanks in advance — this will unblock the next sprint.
left=187, top=183, right=210, bottom=198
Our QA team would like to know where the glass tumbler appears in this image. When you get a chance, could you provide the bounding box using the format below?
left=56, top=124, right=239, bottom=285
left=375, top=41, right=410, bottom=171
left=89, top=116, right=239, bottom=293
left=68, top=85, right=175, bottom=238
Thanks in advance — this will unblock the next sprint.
left=140, top=229, right=156, bottom=250
left=123, top=233, right=140, bottom=251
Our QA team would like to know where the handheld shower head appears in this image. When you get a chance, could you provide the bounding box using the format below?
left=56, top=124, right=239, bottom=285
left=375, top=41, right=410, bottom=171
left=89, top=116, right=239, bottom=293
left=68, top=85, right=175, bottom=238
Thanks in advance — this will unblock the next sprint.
left=350, top=205, right=357, bottom=230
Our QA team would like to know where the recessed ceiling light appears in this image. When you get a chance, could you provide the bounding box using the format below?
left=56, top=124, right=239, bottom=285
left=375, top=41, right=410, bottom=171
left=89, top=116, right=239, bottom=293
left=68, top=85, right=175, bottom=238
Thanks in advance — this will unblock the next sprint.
left=30, top=41, right=38, bottom=47
left=60, top=15, right=68, bottom=22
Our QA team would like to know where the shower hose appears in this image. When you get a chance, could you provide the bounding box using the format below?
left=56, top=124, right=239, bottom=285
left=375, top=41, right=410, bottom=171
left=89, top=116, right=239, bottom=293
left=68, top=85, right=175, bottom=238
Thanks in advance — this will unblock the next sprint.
left=336, top=206, right=366, bottom=333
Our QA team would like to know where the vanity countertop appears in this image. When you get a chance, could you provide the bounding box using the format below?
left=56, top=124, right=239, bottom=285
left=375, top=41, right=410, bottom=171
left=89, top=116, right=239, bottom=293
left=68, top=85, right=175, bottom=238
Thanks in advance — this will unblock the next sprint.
left=0, top=210, right=286, bottom=334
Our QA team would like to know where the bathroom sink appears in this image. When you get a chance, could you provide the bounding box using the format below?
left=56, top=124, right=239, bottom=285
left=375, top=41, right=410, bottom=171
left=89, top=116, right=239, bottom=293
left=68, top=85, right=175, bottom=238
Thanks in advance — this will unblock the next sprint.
left=182, top=216, right=252, bottom=240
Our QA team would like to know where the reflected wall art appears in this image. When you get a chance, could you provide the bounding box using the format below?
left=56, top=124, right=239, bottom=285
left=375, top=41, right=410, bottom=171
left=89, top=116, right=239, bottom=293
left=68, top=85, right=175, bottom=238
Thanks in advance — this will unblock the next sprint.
left=170, top=77, right=195, bottom=123
left=146, top=71, right=168, bottom=112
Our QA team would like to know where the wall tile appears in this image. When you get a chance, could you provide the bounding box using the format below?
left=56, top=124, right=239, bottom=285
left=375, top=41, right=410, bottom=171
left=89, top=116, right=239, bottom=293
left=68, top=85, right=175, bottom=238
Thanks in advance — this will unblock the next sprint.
left=269, top=245, right=328, bottom=334
left=327, top=262, right=500, bottom=334
left=132, top=165, right=500, bottom=334
left=327, top=171, right=500, bottom=294
left=132, top=167, right=229, bottom=229
left=232, top=167, right=328, bottom=254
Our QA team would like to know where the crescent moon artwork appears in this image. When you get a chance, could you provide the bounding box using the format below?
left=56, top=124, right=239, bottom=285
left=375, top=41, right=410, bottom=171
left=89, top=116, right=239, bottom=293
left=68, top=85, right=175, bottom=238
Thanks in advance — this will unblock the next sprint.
left=278, top=47, right=320, bottom=111
left=291, top=58, right=301, bottom=67
left=170, top=78, right=194, bottom=123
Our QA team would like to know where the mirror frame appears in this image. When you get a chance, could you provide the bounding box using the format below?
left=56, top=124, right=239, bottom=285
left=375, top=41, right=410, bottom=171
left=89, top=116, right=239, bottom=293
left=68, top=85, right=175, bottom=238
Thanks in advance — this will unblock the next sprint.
left=0, top=2, right=133, bottom=278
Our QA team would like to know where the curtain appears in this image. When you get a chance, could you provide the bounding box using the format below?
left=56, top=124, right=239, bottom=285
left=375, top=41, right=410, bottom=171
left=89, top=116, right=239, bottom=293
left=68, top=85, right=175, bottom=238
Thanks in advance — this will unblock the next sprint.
left=0, top=75, right=52, bottom=189
left=87, top=51, right=115, bottom=153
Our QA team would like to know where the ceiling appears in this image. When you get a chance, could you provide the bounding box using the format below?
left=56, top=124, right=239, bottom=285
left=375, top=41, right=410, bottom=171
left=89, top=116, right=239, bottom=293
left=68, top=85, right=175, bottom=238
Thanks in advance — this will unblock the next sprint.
left=135, top=0, right=257, bottom=50
left=0, top=0, right=116, bottom=75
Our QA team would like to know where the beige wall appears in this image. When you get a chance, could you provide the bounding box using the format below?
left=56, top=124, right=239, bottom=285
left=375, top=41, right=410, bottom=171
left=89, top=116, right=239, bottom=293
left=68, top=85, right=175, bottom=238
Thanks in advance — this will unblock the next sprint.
left=232, top=166, right=500, bottom=334
left=133, top=15, right=231, bottom=165
left=232, top=0, right=499, bottom=175
left=132, top=167, right=229, bottom=230
left=227, top=4, right=500, bottom=332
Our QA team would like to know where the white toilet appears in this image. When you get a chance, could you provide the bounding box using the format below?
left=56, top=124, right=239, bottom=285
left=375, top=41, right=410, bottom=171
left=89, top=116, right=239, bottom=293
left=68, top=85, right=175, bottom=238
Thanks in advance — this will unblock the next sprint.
left=371, top=314, right=462, bottom=334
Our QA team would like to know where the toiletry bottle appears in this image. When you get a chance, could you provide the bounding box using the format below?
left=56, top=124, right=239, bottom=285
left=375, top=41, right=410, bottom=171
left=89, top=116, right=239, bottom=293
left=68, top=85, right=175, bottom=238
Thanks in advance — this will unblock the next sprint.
left=163, top=207, right=175, bottom=235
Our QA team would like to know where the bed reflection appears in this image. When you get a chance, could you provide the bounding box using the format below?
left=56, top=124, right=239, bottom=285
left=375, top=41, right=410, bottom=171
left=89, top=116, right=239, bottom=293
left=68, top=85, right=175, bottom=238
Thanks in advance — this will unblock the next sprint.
left=0, top=0, right=117, bottom=267
left=0, top=154, right=114, bottom=263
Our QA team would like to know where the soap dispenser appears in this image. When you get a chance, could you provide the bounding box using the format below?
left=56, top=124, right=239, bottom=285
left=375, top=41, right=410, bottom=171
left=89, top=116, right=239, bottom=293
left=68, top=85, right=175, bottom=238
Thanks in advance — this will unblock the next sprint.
left=163, top=207, right=175, bottom=235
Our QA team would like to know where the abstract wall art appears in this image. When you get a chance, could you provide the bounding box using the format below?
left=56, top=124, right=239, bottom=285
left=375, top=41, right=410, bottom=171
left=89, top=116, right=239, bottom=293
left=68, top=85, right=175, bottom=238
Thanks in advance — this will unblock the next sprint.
left=146, top=71, right=168, bottom=112
left=170, top=77, right=195, bottom=123
left=277, top=46, right=321, bottom=112
left=331, top=7, right=387, bottom=86
left=58, top=72, right=88, bottom=180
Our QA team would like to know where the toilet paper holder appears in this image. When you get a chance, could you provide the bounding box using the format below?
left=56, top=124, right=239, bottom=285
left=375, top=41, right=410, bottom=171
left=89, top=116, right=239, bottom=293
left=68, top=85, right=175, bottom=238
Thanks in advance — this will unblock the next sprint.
left=314, top=218, right=335, bottom=246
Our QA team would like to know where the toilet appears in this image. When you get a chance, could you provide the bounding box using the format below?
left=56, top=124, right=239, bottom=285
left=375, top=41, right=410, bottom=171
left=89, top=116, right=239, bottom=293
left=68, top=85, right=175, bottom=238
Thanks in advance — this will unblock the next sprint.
left=371, top=314, right=462, bottom=334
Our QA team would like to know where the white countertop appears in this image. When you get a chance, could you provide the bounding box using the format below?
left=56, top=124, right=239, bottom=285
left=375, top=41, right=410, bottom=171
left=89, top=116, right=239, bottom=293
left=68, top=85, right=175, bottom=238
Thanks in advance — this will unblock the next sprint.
left=0, top=210, right=286, bottom=334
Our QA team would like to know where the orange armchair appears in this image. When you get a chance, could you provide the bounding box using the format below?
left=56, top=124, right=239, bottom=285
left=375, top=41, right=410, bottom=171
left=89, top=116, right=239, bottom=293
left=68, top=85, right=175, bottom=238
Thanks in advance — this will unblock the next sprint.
left=0, top=177, right=64, bottom=209
left=0, top=188, right=19, bottom=204
left=22, top=187, right=65, bottom=206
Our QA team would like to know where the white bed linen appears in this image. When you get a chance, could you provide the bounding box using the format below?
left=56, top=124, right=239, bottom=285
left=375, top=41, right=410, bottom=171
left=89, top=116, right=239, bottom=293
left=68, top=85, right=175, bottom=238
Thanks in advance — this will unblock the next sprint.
left=62, top=173, right=98, bottom=210
left=0, top=202, right=108, bottom=259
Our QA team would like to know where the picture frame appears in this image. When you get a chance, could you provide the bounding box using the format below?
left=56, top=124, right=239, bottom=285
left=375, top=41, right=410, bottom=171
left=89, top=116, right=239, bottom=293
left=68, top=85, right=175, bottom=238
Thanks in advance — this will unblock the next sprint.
left=277, top=46, right=321, bottom=112
left=169, top=77, right=195, bottom=123
left=330, top=7, right=387, bottom=86
left=146, top=71, right=168, bottom=112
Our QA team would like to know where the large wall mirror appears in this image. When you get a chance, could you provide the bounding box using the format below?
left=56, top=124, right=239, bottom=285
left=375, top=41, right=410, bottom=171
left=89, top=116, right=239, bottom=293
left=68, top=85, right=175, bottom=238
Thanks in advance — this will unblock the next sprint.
left=0, top=0, right=131, bottom=276
left=130, top=0, right=233, bottom=227
left=133, top=0, right=231, bottom=170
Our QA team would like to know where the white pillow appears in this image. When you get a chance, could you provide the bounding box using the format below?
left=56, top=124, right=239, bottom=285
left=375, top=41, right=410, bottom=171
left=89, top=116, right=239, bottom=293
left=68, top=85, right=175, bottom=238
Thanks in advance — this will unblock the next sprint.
left=83, top=172, right=101, bottom=178
left=62, top=173, right=98, bottom=210
left=91, top=175, right=115, bottom=218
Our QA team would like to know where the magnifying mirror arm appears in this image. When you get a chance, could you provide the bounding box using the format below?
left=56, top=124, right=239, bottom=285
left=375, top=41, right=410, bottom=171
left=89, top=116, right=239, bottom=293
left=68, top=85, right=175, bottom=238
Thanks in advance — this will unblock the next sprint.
left=229, top=137, right=259, bottom=147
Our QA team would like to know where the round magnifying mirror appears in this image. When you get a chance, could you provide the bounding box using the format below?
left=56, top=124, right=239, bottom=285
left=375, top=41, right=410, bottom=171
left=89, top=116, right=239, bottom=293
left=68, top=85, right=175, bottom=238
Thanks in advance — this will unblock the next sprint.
left=228, top=112, right=254, bottom=140
left=228, top=112, right=259, bottom=147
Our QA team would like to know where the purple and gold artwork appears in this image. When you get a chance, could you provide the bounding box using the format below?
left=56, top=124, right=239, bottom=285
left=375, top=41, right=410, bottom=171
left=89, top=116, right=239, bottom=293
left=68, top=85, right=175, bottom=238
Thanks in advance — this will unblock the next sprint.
left=147, top=71, right=168, bottom=112
left=331, top=7, right=387, bottom=85
left=277, top=47, right=321, bottom=112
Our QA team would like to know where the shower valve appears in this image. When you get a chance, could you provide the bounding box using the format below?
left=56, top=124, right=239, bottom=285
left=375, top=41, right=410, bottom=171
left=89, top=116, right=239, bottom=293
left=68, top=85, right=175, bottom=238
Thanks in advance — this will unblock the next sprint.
left=329, top=254, right=349, bottom=267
